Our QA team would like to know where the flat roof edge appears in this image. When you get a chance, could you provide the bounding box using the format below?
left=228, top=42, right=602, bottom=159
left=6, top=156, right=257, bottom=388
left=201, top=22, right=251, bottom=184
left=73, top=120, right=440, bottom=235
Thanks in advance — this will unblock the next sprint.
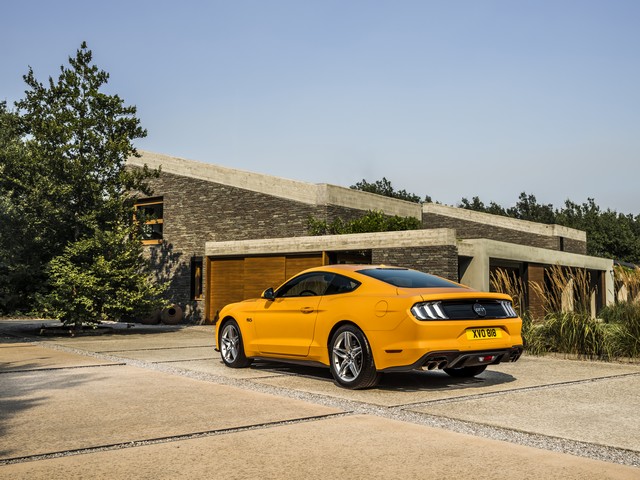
left=206, top=229, right=456, bottom=257
left=423, top=203, right=586, bottom=242
left=318, top=184, right=422, bottom=219
left=128, top=150, right=320, bottom=204
left=129, top=151, right=423, bottom=217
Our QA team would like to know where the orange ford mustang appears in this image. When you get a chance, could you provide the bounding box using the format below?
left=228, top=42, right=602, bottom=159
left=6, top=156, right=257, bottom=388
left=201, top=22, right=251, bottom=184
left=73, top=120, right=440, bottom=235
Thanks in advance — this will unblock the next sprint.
left=215, top=265, right=523, bottom=389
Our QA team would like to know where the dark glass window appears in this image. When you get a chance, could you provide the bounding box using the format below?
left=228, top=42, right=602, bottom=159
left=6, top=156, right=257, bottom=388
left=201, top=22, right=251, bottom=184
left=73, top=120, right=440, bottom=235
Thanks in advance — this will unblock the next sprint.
left=277, top=273, right=335, bottom=298
left=357, top=268, right=462, bottom=289
left=276, top=272, right=361, bottom=297
left=324, top=274, right=361, bottom=295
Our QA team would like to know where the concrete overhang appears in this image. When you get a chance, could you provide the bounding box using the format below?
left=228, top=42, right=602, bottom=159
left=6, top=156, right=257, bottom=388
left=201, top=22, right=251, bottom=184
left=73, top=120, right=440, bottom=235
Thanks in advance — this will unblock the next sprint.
left=206, top=229, right=457, bottom=257
left=458, top=238, right=613, bottom=271
left=457, top=239, right=614, bottom=301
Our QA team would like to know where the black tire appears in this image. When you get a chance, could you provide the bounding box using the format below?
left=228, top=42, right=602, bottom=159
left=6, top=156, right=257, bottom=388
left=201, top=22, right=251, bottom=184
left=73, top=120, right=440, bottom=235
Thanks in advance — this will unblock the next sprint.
left=219, top=319, right=252, bottom=368
left=329, top=325, right=380, bottom=389
left=443, top=365, right=487, bottom=378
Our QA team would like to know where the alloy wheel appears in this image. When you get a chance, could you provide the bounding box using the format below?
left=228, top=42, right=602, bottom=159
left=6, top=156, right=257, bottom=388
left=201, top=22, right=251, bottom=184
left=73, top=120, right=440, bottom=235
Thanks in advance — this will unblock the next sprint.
left=332, top=330, right=363, bottom=382
left=221, top=323, right=240, bottom=363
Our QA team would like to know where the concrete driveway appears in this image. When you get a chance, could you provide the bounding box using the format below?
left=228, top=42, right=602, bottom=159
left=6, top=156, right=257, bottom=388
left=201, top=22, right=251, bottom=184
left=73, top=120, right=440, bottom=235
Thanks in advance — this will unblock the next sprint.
left=0, top=319, right=638, bottom=479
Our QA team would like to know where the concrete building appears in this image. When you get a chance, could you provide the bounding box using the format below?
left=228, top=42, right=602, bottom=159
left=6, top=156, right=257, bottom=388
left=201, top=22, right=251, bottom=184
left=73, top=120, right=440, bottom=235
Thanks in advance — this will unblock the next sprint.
left=128, top=151, right=614, bottom=324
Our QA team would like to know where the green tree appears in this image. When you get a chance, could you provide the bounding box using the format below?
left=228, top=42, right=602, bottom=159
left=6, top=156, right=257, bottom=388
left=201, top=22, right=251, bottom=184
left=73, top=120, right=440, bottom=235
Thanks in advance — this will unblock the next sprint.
left=556, top=199, right=640, bottom=262
left=458, top=196, right=507, bottom=216
left=459, top=192, right=640, bottom=264
left=507, top=192, right=556, bottom=224
left=460, top=192, right=554, bottom=223
left=14, top=41, right=151, bottom=243
left=350, top=177, right=428, bottom=203
left=0, top=101, right=37, bottom=312
left=0, top=42, right=163, bottom=321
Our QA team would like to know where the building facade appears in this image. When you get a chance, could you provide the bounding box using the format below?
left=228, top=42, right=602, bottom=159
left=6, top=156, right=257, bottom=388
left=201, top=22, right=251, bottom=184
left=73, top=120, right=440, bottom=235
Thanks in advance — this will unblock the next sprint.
left=128, top=151, right=614, bottom=324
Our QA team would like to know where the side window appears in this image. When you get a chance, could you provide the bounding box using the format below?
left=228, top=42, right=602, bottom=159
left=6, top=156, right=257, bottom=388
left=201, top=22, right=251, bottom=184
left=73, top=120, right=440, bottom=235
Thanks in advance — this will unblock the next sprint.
left=324, top=274, right=361, bottom=295
left=135, top=197, right=163, bottom=245
left=190, top=257, right=203, bottom=300
left=277, top=273, right=335, bottom=298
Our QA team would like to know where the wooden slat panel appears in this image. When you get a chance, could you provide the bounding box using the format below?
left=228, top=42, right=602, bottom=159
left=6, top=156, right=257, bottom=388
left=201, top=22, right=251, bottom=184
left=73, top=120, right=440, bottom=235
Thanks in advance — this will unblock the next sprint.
left=285, top=255, right=323, bottom=279
left=243, top=256, right=286, bottom=300
left=207, top=254, right=323, bottom=323
left=209, top=258, right=244, bottom=323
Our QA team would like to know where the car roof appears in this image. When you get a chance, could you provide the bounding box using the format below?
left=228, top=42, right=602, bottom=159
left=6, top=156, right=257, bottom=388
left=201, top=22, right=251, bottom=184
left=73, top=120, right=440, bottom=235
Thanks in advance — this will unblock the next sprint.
left=302, top=263, right=464, bottom=284
left=305, top=264, right=406, bottom=274
left=287, top=264, right=477, bottom=293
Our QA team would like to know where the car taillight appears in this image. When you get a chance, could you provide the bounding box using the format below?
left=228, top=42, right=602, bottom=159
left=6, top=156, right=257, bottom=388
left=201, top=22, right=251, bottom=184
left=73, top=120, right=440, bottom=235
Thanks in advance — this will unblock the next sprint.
left=500, top=300, right=518, bottom=318
left=411, top=301, right=448, bottom=320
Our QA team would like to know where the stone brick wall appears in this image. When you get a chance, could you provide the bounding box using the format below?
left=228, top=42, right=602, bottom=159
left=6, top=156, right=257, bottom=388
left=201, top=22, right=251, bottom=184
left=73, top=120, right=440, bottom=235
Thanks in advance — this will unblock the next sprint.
left=371, top=246, right=459, bottom=281
left=562, top=237, right=587, bottom=255
left=142, top=172, right=369, bottom=322
left=149, top=172, right=328, bottom=245
left=422, top=212, right=587, bottom=254
left=324, top=204, right=370, bottom=225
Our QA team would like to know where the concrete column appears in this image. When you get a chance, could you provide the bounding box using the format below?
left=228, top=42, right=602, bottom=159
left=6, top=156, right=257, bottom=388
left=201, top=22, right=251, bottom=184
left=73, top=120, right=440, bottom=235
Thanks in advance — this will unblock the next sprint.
left=460, top=251, right=490, bottom=292
left=605, top=267, right=615, bottom=307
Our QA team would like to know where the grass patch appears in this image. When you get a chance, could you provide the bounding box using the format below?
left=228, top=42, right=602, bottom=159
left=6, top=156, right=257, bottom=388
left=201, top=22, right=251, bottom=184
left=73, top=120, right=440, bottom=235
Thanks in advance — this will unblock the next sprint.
left=600, top=302, right=640, bottom=358
left=523, top=312, right=614, bottom=359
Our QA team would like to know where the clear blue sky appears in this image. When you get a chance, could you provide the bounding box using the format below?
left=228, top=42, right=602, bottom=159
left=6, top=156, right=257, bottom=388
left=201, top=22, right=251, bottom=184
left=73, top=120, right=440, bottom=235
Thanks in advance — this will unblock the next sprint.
left=2, top=0, right=639, bottom=214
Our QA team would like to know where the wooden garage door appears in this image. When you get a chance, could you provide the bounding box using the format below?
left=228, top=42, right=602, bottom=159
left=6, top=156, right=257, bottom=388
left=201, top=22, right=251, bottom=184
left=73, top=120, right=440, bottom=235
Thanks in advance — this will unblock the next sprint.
left=285, top=254, right=326, bottom=279
left=207, top=254, right=324, bottom=323
left=244, top=256, right=287, bottom=300
left=208, top=258, right=244, bottom=323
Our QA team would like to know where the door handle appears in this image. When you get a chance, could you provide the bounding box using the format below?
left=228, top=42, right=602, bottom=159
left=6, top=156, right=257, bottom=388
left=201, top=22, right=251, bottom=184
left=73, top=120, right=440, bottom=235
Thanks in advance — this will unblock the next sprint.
left=300, top=307, right=315, bottom=314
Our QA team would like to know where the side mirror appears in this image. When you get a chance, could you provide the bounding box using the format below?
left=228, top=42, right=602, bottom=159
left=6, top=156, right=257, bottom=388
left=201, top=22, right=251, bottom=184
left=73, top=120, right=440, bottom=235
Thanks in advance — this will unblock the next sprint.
left=262, top=288, right=275, bottom=301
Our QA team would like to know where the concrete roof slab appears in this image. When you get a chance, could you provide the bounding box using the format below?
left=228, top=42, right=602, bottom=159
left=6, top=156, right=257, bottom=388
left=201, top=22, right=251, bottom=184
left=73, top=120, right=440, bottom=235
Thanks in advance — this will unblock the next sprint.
left=3, top=415, right=637, bottom=480
left=206, top=228, right=456, bottom=257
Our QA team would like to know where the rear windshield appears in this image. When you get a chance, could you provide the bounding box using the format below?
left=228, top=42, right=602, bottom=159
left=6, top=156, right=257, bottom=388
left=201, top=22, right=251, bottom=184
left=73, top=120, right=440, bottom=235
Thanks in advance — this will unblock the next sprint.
left=357, top=268, right=462, bottom=289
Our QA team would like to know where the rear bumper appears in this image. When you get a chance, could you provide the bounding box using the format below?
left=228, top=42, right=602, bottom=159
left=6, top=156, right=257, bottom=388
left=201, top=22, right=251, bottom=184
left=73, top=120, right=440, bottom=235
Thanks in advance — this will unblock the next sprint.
left=379, top=345, right=523, bottom=373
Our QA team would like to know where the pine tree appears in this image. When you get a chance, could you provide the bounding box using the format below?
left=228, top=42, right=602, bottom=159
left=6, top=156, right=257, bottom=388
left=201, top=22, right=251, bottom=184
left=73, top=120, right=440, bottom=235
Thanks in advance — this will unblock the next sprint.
left=0, top=42, right=165, bottom=323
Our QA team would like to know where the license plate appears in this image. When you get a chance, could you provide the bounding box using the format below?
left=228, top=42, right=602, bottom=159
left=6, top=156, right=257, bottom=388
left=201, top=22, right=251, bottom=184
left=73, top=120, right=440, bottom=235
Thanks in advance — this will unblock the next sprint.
left=466, top=327, right=502, bottom=340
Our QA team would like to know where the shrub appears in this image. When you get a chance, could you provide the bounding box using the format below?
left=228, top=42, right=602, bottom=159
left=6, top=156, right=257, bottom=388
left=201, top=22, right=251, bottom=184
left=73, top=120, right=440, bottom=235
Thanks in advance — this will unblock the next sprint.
left=308, top=210, right=421, bottom=236
left=40, top=225, right=167, bottom=329
left=531, top=312, right=613, bottom=358
left=600, top=302, right=640, bottom=358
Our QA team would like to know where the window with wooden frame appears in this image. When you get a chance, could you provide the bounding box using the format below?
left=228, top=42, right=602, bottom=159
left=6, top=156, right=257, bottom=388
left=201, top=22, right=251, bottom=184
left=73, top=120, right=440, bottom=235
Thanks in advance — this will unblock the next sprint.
left=135, top=197, right=164, bottom=245
left=191, top=257, right=204, bottom=300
